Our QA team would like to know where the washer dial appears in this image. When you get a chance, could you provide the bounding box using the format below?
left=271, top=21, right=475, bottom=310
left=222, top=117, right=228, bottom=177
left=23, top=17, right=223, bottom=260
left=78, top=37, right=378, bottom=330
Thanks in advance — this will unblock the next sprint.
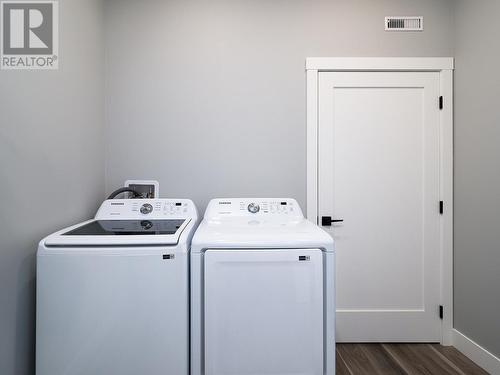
left=140, top=203, right=153, bottom=214
left=247, top=203, right=260, bottom=214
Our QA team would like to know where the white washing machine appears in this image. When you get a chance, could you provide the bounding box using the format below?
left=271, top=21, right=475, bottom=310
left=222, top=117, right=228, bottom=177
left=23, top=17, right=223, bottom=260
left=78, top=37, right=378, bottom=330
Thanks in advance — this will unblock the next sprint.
left=36, top=199, right=198, bottom=375
left=191, top=198, right=335, bottom=375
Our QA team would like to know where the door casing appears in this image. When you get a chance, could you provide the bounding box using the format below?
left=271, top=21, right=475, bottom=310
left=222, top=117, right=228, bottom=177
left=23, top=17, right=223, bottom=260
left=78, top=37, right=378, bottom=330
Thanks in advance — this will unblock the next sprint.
left=305, top=57, right=454, bottom=345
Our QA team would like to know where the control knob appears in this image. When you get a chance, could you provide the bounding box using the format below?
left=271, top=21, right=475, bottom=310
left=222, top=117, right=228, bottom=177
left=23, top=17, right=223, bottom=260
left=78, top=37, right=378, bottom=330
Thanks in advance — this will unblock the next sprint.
left=247, top=203, right=260, bottom=214
left=140, top=203, right=153, bottom=215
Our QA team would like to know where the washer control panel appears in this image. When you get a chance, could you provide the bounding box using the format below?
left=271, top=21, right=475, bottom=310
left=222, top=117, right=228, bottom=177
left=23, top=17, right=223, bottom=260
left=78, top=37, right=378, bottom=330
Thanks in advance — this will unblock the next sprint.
left=206, top=198, right=303, bottom=219
left=95, top=199, right=197, bottom=220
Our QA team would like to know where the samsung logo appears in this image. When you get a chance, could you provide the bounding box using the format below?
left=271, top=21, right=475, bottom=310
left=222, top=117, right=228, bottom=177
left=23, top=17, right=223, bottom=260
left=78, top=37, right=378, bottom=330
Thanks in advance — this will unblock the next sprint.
left=218, top=201, right=232, bottom=205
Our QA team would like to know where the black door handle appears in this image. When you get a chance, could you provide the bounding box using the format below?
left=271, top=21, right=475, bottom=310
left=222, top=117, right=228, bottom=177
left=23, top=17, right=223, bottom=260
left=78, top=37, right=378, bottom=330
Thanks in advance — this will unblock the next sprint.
left=321, top=216, right=344, bottom=226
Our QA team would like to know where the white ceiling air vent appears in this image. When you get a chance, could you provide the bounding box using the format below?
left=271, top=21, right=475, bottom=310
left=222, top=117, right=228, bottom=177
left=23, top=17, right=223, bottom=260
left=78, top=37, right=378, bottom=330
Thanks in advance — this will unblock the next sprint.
left=385, top=16, right=423, bottom=31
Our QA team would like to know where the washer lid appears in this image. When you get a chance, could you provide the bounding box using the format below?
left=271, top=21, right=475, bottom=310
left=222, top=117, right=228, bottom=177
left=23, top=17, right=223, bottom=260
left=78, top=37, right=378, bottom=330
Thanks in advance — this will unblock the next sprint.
left=43, top=198, right=199, bottom=247
left=44, top=218, right=191, bottom=247
left=63, top=219, right=185, bottom=236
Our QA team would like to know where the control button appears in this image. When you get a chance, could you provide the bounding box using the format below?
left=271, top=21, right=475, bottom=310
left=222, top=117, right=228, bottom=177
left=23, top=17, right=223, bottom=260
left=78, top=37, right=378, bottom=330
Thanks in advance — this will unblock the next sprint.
left=247, top=203, right=260, bottom=214
left=140, top=203, right=153, bottom=214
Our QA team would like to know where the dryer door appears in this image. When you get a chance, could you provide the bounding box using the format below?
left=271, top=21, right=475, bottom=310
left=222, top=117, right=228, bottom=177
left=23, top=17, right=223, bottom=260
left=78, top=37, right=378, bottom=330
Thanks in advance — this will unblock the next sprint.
left=204, top=248, right=324, bottom=375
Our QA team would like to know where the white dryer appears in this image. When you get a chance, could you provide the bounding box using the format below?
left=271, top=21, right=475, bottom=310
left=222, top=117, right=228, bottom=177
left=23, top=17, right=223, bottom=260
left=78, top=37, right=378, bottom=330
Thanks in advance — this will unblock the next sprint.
left=36, top=199, right=198, bottom=375
left=191, top=198, right=335, bottom=375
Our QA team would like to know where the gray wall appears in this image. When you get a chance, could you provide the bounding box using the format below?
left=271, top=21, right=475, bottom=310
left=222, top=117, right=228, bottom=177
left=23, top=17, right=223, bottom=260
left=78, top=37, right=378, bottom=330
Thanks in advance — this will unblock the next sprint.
left=454, top=0, right=500, bottom=358
left=0, top=1, right=105, bottom=374
left=104, top=0, right=454, bottom=211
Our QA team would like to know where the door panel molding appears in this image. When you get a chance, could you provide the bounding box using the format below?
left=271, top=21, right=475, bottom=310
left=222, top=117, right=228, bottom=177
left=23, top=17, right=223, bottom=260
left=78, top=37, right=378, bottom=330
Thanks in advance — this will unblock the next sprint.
left=306, top=57, right=454, bottom=345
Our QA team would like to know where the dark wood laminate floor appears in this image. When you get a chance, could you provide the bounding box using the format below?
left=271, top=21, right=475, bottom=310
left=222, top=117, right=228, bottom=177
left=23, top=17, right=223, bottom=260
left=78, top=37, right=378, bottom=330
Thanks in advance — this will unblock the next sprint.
left=336, top=344, right=489, bottom=375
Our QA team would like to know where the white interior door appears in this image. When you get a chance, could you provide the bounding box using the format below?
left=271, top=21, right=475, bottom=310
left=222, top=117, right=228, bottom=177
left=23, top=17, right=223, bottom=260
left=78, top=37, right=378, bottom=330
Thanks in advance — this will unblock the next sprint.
left=318, top=72, right=441, bottom=342
left=204, top=249, right=324, bottom=375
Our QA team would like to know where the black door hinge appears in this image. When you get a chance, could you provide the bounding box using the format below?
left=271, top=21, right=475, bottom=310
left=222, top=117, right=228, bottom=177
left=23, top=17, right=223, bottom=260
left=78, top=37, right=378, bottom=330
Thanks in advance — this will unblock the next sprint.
left=439, top=201, right=444, bottom=215
left=439, top=305, right=444, bottom=320
left=439, top=96, right=444, bottom=110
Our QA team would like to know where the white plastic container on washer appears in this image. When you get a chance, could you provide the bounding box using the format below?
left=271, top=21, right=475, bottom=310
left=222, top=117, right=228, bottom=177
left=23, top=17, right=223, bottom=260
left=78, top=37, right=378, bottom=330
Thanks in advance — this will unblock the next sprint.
left=190, top=198, right=335, bottom=375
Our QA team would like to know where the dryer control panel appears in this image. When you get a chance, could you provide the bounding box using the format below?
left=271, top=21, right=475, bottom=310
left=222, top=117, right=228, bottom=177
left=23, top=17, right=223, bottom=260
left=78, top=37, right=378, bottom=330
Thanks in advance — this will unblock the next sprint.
left=205, top=198, right=304, bottom=220
left=95, top=199, right=197, bottom=220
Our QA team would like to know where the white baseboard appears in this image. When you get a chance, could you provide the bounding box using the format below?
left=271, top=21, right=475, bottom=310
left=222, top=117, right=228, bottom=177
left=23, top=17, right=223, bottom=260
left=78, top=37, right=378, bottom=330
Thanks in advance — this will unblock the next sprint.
left=452, top=329, right=500, bottom=374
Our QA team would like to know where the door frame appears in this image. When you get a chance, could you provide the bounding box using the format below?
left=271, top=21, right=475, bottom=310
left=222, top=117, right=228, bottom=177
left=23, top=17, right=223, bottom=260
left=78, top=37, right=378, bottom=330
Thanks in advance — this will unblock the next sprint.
left=305, top=57, right=454, bottom=345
